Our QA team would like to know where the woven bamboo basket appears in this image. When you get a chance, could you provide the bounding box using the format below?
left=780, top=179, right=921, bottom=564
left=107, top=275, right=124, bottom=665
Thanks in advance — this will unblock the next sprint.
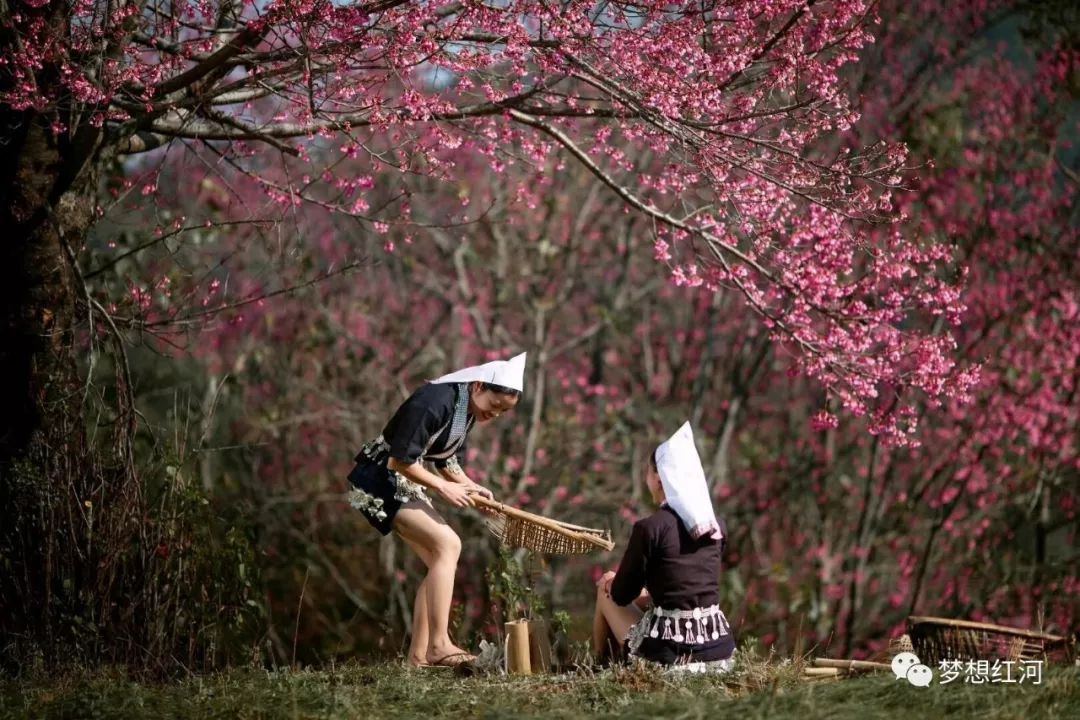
left=472, top=495, right=614, bottom=554
left=907, top=616, right=1073, bottom=665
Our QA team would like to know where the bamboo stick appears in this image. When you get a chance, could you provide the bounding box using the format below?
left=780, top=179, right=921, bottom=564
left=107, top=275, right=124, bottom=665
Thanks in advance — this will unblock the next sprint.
left=542, top=518, right=611, bottom=533
left=803, top=673, right=840, bottom=683
left=813, top=658, right=892, bottom=672
left=803, top=667, right=840, bottom=677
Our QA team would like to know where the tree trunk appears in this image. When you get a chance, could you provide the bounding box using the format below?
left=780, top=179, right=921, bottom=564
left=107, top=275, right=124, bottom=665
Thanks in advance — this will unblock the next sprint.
left=0, top=115, right=86, bottom=462
left=0, top=0, right=107, bottom=467
left=0, top=101, right=102, bottom=665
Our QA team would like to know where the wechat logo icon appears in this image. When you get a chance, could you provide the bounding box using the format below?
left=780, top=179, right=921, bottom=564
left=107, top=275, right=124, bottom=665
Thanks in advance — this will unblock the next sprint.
left=892, top=652, right=933, bottom=687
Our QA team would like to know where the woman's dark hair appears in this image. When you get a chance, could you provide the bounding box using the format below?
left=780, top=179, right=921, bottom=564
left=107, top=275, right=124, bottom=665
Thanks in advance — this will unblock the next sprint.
left=649, top=449, right=659, bottom=472
left=478, top=382, right=522, bottom=398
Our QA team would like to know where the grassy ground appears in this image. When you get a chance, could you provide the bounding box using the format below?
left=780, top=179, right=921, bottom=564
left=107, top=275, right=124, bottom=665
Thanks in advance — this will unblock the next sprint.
left=3, top=657, right=1078, bottom=720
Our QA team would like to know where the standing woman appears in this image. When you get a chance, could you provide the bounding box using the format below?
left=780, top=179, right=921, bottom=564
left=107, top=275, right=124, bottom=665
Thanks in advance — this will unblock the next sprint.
left=347, top=353, right=526, bottom=667
left=593, top=421, right=735, bottom=672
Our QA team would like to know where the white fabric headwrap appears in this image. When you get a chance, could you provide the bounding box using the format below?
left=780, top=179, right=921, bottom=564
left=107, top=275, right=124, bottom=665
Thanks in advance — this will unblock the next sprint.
left=655, top=421, right=722, bottom=541
left=430, top=352, right=527, bottom=392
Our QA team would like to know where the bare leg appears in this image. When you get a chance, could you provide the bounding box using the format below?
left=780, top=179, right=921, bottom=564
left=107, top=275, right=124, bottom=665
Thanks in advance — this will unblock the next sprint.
left=592, top=585, right=643, bottom=660
left=394, top=503, right=468, bottom=664
left=406, top=577, right=429, bottom=665
left=397, top=520, right=436, bottom=666
left=592, top=597, right=614, bottom=660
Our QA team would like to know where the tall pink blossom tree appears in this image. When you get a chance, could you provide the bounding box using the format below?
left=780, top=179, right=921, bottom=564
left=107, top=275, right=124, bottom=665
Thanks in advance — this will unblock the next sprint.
left=152, top=1, right=1077, bottom=659
left=716, top=0, right=1079, bottom=655
left=2, top=0, right=973, bottom=469
left=1, top=0, right=985, bottom=664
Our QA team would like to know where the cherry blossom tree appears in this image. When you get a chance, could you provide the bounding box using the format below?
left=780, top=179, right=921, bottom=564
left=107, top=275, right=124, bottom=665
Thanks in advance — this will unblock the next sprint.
left=2, top=0, right=973, bottom=473
left=718, top=0, right=1079, bottom=655
left=2, top=0, right=999, bottom=665
left=149, top=0, right=1078, bottom=660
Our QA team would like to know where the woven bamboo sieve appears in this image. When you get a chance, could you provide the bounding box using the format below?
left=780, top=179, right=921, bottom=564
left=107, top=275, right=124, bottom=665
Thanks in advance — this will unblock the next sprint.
left=471, top=495, right=615, bottom=554
left=907, top=616, right=1074, bottom=665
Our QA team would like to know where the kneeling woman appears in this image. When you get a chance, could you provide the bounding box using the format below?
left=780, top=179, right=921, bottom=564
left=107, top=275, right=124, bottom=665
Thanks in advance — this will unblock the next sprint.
left=347, top=353, right=526, bottom=667
left=594, top=421, right=735, bottom=671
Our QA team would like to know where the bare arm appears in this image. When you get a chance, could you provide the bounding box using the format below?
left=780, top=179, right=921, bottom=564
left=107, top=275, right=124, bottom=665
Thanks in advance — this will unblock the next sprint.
left=434, top=457, right=495, bottom=500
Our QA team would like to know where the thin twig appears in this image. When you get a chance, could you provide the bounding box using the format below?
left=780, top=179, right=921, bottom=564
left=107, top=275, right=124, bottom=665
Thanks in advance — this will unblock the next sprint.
left=292, top=566, right=310, bottom=667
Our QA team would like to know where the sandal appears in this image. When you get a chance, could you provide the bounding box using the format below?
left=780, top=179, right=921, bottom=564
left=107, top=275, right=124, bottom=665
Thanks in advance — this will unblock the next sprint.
left=428, top=651, right=477, bottom=668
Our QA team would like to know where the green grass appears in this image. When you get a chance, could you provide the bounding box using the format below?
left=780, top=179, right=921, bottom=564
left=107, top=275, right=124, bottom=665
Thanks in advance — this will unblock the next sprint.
left=3, top=658, right=1078, bottom=720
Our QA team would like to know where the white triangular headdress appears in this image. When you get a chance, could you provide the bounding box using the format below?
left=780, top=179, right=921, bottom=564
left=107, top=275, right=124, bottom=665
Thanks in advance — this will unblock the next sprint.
left=655, top=421, right=722, bottom=541
left=430, top=352, right=527, bottom=392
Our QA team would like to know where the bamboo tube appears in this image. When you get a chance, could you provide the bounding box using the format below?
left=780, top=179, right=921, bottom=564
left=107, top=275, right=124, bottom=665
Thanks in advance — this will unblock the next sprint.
left=472, top=496, right=614, bottom=551
left=803, top=667, right=840, bottom=677
left=813, top=658, right=892, bottom=672
left=506, top=620, right=532, bottom=675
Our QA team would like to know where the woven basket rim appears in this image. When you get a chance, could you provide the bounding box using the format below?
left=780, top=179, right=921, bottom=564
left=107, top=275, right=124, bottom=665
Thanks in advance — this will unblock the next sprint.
left=474, top=495, right=615, bottom=552
left=907, top=615, right=1065, bottom=643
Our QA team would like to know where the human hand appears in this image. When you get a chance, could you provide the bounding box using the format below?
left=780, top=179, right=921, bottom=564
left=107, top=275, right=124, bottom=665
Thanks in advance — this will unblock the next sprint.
left=437, top=481, right=475, bottom=509
left=464, top=483, right=498, bottom=515
left=465, top=483, right=494, bottom=500
left=596, top=570, right=617, bottom=597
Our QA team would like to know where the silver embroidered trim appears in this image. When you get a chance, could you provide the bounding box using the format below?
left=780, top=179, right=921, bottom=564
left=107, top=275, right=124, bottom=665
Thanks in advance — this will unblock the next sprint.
left=626, top=605, right=731, bottom=657
left=664, top=654, right=736, bottom=675
left=390, top=471, right=432, bottom=506
left=359, top=434, right=391, bottom=461
left=347, top=487, right=388, bottom=522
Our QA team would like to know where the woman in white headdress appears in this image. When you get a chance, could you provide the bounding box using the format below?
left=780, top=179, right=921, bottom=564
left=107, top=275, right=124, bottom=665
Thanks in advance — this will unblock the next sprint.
left=346, top=353, right=526, bottom=667
left=592, top=422, right=736, bottom=672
